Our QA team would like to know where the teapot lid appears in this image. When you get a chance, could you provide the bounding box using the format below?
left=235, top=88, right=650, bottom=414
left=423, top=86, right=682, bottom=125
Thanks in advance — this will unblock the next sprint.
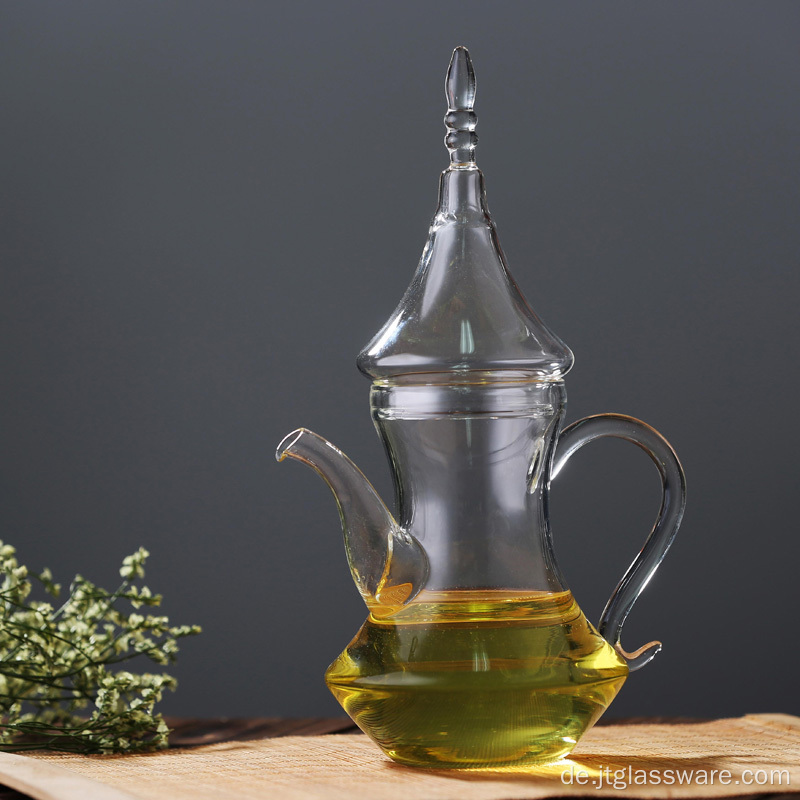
left=357, top=47, right=574, bottom=382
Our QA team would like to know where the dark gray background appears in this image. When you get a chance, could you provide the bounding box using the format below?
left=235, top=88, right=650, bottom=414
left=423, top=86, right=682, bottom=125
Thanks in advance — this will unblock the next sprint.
left=1, top=1, right=798, bottom=720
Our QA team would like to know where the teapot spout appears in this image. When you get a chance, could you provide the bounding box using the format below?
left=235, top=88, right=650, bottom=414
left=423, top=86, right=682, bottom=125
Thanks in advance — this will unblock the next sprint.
left=276, top=429, right=428, bottom=615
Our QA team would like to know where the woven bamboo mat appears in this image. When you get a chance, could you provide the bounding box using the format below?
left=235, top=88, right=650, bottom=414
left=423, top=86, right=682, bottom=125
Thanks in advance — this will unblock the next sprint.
left=0, top=714, right=798, bottom=800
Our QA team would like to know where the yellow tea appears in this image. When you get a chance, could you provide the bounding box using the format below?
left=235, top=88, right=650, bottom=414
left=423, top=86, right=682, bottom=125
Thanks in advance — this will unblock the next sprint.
left=326, top=590, right=628, bottom=768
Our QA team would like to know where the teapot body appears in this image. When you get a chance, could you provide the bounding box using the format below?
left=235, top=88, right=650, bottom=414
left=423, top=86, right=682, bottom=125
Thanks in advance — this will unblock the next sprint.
left=324, top=378, right=629, bottom=768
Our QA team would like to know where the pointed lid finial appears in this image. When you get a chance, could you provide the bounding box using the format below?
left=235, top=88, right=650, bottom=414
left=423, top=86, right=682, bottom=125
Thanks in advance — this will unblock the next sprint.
left=445, top=46, right=478, bottom=165
left=356, top=48, right=573, bottom=382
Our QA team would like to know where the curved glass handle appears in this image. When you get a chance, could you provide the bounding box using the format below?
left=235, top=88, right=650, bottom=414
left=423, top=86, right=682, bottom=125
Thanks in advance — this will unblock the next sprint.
left=552, top=414, right=686, bottom=671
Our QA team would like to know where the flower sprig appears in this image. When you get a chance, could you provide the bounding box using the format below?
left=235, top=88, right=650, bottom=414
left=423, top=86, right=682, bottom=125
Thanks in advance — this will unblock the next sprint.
left=0, top=543, right=201, bottom=753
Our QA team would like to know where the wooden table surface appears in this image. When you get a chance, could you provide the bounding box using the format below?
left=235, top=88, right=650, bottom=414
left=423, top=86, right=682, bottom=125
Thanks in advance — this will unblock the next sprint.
left=0, top=718, right=359, bottom=799
left=0, top=718, right=796, bottom=799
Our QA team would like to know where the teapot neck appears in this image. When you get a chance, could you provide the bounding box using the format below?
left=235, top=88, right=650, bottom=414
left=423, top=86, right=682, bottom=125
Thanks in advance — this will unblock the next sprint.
left=372, top=381, right=569, bottom=593
left=435, top=166, right=490, bottom=225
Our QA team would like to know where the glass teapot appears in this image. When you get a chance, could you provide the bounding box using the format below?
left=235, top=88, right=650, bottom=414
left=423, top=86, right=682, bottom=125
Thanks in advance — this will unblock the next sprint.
left=276, top=47, right=686, bottom=769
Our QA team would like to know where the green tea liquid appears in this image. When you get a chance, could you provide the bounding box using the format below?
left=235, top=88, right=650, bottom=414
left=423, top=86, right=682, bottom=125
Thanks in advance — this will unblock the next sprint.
left=326, top=590, right=628, bottom=768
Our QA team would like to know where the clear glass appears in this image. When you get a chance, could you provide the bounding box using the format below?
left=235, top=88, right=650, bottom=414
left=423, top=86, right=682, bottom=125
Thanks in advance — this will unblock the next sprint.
left=276, top=47, right=686, bottom=769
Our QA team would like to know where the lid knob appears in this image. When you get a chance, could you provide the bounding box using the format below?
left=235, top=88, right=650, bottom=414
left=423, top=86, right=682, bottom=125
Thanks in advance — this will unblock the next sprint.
left=444, top=46, right=478, bottom=166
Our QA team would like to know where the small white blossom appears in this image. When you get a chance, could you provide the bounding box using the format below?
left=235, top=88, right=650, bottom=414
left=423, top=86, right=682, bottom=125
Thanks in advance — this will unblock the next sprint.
left=0, top=545, right=199, bottom=754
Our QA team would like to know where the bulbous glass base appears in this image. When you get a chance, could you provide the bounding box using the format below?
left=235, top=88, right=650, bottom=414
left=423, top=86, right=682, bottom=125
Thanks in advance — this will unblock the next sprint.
left=325, top=590, right=628, bottom=768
